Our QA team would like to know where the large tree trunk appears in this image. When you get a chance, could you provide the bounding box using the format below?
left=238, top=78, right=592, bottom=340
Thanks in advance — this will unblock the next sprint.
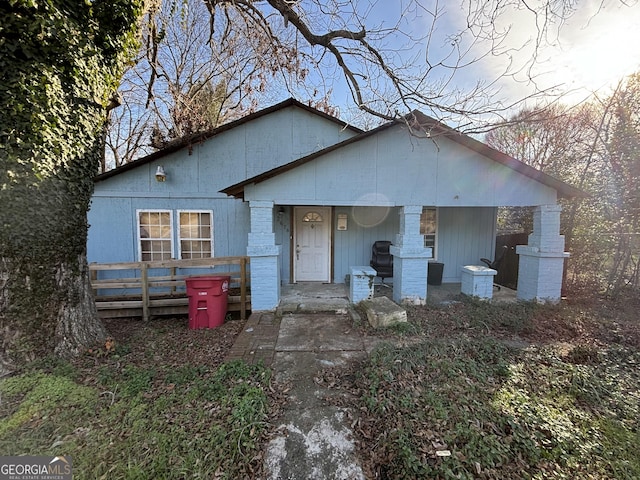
left=0, top=0, right=144, bottom=376
left=1, top=256, right=107, bottom=377
left=54, top=257, right=108, bottom=358
left=0, top=128, right=109, bottom=376
left=0, top=134, right=108, bottom=377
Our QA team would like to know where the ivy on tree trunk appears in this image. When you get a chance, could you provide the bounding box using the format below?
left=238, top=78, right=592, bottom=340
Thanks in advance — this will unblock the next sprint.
left=0, top=0, right=144, bottom=375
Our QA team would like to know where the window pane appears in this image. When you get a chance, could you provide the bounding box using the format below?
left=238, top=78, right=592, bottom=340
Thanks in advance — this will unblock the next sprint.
left=139, top=210, right=173, bottom=261
left=148, top=225, right=161, bottom=238
left=152, top=240, right=170, bottom=258
left=180, top=224, right=195, bottom=238
left=179, top=212, right=194, bottom=238
left=180, top=240, right=191, bottom=257
left=421, top=207, right=437, bottom=259
left=140, top=239, right=171, bottom=261
left=179, top=211, right=213, bottom=259
left=424, top=235, right=435, bottom=248
left=141, top=240, right=152, bottom=261
left=420, top=208, right=436, bottom=235
left=302, top=212, right=323, bottom=222
left=199, top=225, right=210, bottom=238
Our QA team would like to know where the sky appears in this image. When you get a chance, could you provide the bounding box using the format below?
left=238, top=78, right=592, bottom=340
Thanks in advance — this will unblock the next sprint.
left=470, top=0, right=640, bottom=105
left=324, top=0, right=640, bottom=125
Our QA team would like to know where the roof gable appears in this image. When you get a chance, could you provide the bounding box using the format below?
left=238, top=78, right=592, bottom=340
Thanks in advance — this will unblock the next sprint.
left=222, top=112, right=586, bottom=200
left=95, top=98, right=362, bottom=183
left=404, top=111, right=586, bottom=199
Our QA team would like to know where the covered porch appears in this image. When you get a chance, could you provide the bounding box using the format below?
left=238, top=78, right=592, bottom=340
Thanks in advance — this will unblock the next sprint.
left=245, top=201, right=566, bottom=310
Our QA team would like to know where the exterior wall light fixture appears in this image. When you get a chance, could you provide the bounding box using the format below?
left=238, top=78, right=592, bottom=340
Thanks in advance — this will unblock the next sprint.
left=155, top=165, right=167, bottom=182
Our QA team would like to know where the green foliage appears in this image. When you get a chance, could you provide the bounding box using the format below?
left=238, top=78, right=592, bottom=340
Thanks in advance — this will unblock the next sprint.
left=0, top=373, right=98, bottom=441
left=119, top=365, right=157, bottom=397
left=24, top=355, right=78, bottom=379
left=0, top=0, right=144, bottom=259
left=359, top=337, right=640, bottom=479
left=460, top=297, right=541, bottom=333
left=0, top=360, right=272, bottom=479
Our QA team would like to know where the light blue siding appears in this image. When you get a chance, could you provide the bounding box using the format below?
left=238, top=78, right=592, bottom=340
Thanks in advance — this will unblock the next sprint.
left=438, top=207, right=497, bottom=283
left=333, top=206, right=398, bottom=283
left=88, top=105, right=358, bottom=265
left=88, top=197, right=135, bottom=263
left=244, top=125, right=558, bottom=207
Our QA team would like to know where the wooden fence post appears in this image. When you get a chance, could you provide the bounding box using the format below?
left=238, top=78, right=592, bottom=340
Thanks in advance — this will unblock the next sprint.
left=170, top=266, right=176, bottom=295
left=141, top=263, right=149, bottom=322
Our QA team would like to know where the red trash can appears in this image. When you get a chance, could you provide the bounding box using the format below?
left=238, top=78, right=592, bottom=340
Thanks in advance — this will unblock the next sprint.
left=185, top=276, right=230, bottom=329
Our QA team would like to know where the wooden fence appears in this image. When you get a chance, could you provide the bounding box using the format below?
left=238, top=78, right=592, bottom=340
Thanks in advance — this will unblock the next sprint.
left=89, top=257, right=250, bottom=321
left=494, top=233, right=528, bottom=290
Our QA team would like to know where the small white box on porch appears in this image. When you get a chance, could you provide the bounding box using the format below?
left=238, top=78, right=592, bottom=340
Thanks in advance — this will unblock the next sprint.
left=461, top=265, right=497, bottom=299
left=349, top=266, right=376, bottom=303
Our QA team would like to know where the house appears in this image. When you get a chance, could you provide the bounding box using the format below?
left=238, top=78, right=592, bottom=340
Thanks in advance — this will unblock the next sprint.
left=88, top=98, right=584, bottom=311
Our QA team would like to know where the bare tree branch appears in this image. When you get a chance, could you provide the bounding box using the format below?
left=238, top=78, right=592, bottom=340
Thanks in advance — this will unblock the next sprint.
left=107, top=0, right=635, bottom=165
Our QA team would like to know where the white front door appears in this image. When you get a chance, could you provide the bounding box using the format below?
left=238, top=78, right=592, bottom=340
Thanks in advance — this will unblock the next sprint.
left=294, top=207, right=331, bottom=282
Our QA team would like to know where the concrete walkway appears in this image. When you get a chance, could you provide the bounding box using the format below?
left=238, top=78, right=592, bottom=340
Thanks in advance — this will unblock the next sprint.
left=263, top=312, right=367, bottom=479
left=226, top=284, right=369, bottom=479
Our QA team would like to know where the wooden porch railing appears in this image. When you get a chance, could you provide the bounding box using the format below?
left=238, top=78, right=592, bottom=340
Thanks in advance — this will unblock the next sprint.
left=89, top=257, right=250, bottom=321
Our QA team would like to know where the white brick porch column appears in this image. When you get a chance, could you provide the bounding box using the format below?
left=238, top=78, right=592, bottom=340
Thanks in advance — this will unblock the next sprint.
left=389, top=205, right=431, bottom=305
left=247, top=201, right=280, bottom=311
left=516, top=204, right=569, bottom=303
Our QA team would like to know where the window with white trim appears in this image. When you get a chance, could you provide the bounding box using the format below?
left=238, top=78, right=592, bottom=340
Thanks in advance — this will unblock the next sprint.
left=138, top=210, right=173, bottom=261
left=178, top=210, right=213, bottom=259
left=420, top=207, right=437, bottom=259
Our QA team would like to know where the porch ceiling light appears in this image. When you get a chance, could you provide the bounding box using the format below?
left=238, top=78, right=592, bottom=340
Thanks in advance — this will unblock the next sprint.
left=155, top=165, right=167, bottom=182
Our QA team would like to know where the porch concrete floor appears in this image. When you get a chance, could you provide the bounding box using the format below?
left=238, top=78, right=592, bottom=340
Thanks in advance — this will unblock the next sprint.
left=280, top=280, right=518, bottom=306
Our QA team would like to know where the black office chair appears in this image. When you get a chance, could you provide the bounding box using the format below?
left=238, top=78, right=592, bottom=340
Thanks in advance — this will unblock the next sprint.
left=371, top=241, right=393, bottom=285
left=480, top=245, right=508, bottom=291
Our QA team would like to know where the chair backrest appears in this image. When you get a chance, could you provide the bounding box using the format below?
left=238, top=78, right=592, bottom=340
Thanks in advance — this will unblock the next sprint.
left=371, top=241, right=393, bottom=278
left=493, top=245, right=509, bottom=269
left=480, top=245, right=508, bottom=270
